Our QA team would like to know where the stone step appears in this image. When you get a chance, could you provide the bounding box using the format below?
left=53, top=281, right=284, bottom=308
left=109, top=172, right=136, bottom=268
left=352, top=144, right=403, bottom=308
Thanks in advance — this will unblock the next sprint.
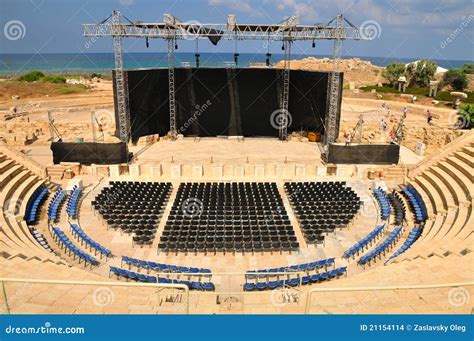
left=446, top=156, right=473, bottom=182
left=413, top=177, right=442, bottom=214
left=454, top=151, right=473, bottom=168
left=463, top=146, right=474, bottom=157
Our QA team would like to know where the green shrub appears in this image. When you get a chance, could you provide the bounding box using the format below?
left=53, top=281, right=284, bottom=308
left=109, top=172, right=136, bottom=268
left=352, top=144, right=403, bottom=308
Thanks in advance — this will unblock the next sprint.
left=443, top=69, right=468, bottom=91
left=42, top=75, right=66, bottom=84
left=457, top=104, right=474, bottom=128
left=18, top=71, right=45, bottom=82
left=405, top=60, right=437, bottom=87
left=359, top=85, right=429, bottom=95
left=382, top=63, right=405, bottom=86
left=57, top=87, right=75, bottom=94
left=90, top=72, right=102, bottom=79
left=462, top=64, right=474, bottom=74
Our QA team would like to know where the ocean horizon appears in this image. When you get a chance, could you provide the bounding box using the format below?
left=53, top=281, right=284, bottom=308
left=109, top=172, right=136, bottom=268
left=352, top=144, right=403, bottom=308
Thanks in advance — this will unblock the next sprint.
left=0, top=52, right=472, bottom=76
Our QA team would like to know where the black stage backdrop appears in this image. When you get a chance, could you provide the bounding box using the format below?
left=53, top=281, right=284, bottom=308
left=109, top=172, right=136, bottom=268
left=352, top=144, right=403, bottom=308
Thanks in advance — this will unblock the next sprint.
left=114, top=68, right=343, bottom=142
left=327, top=144, right=400, bottom=164
left=51, top=142, right=129, bottom=165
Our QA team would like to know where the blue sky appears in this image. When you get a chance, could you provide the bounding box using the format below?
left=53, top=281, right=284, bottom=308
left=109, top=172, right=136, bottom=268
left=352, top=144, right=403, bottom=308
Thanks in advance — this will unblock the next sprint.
left=1, top=0, right=473, bottom=61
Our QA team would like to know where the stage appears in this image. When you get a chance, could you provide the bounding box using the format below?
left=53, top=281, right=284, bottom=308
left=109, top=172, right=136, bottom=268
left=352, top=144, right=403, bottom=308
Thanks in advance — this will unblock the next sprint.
left=132, top=137, right=324, bottom=166
left=130, top=137, right=423, bottom=169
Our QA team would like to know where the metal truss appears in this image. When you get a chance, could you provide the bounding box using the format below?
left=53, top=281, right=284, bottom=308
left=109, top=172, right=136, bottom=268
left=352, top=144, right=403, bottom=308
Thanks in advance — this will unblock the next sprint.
left=325, top=72, right=341, bottom=144
left=84, top=12, right=368, bottom=142
left=111, top=10, right=130, bottom=142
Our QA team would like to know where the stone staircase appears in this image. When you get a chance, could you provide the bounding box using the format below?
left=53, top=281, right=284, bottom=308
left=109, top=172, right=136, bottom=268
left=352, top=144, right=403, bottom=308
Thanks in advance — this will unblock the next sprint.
left=393, top=138, right=473, bottom=263
left=46, top=165, right=68, bottom=181
left=0, top=152, right=63, bottom=264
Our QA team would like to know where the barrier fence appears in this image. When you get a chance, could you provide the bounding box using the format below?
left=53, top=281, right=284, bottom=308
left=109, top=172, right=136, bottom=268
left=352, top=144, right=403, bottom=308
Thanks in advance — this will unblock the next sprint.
left=0, top=277, right=189, bottom=314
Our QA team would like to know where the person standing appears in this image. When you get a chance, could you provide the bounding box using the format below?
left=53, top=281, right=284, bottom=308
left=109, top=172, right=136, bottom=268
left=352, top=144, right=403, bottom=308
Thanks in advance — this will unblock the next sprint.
left=389, top=130, right=395, bottom=144
left=345, top=133, right=351, bottom=146
left=402, top=106, right=408, bottom=119
left=427, top=110, right=433, bottom=124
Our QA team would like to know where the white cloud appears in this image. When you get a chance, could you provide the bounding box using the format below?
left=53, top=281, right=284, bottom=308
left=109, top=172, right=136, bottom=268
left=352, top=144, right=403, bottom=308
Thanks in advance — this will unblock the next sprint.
left=208, top=0, right=263, bottom=17
left=273, top=0, right=319, bottom=22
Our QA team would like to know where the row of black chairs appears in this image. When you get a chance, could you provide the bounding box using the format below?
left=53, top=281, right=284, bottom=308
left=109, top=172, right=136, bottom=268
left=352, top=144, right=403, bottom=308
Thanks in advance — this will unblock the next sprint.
left=158, top=240, right=300, bottom=254
left=93, top=181, right=172, bottom=246
left=388, top=193, right=405, bottom=226
left=159, top=182, right=298, bottom=253
left=284, top=182, right=361, bottom=244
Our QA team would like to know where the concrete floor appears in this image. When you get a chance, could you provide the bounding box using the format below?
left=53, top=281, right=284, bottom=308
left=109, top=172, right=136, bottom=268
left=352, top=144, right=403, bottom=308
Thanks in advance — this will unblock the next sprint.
left=133, top=137, right=323, bottom=165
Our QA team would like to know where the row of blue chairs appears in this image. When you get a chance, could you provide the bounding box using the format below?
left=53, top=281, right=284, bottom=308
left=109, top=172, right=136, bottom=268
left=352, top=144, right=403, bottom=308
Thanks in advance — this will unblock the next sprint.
left=245, top=258, right=335, bottom=280
left=358, top=226, right=403, bottom=266
left=385, top=227, right=423, bottom=265
left=70, top=223, right=112, bottom=258
left=47, top=189, right=66, bottom=222
left=66, top=186, right=81, bottom=218
left=343, top=224, right=385, bottom=259
left=373, top=187, right=391, bottom=220
left=243, top=267, right=347, bottom=291
left=121, top=256, right=212, bottom=277
left=25, top=186, right=48, bottom=225
left=51, top=227, right=98, bottom=267
left=109, top=267, right=215, bottom=291
left=402, top=185, right=428, bottom=223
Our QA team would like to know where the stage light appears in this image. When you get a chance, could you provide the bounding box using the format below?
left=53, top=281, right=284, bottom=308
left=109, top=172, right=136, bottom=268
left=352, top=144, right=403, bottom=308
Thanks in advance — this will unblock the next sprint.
left=266, top=53, right=271, bottom=66
left=234, top=53, right=239, bottom=65
left=195, top=53, right=200, bottom=67
left=312, top=40, right=315, bottom=48
left=145, top=38, right=149, bottom=48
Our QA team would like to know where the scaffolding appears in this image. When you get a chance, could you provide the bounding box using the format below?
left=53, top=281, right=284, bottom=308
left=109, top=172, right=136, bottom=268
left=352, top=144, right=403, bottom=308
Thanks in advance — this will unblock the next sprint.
left=84, top=11, right=369, bottom=142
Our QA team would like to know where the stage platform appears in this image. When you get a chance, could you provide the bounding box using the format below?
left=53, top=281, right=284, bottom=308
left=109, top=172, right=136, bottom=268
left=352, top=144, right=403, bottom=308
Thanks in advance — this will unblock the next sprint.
left=132, top=138, right=324, bottom=165
left=23, top=138, right=424, bottom=182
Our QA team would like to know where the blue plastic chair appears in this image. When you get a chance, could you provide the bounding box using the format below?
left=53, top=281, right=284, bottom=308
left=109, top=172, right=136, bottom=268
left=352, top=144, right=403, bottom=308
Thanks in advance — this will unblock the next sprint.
left=201, top=282, right=215, bottom=291
left=243, top=283, right=255, bottom=291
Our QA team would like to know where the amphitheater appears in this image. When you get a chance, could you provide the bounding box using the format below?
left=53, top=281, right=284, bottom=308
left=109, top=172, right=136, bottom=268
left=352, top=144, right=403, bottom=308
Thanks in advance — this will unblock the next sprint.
left=0, top=124, right=472, bottom=314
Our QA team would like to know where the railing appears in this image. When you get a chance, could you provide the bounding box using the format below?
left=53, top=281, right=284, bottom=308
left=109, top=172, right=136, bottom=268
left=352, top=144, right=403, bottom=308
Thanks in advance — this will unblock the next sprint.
left=0, top=277, right=189, bottom=314
left=0, top=142, right=47, bottom=178
left=408, top=130, right=474, bottom=178
left=1, top=277, right=473, bottom=314
left=304, top=281, right=474, bottom=314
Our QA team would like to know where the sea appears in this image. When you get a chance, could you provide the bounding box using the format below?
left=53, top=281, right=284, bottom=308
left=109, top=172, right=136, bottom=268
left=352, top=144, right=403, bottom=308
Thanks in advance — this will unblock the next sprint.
left=0, top=53, right=472, bottom=76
